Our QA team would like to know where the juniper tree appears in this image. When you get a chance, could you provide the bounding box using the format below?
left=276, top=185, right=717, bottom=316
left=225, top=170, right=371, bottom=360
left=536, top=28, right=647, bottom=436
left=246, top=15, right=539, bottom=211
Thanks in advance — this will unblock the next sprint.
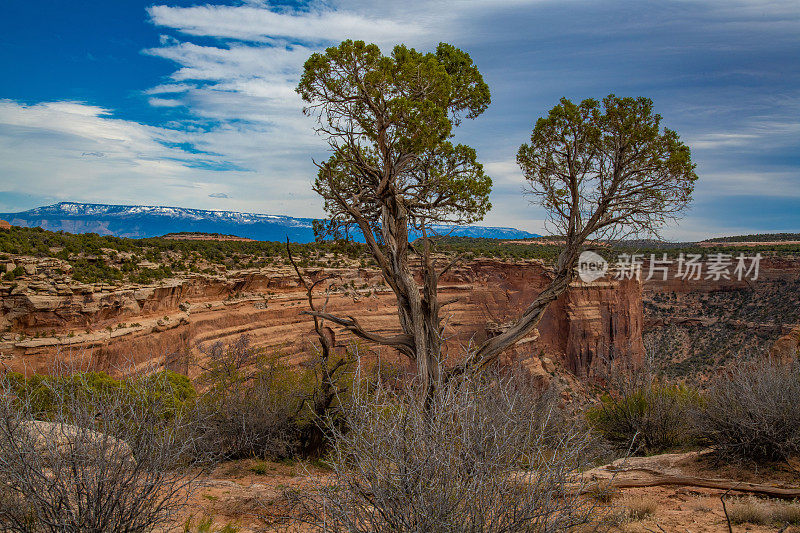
left=298, top=39, right=697, bottom=397
left=297, top=40, right=491, bottom=399
left=456, top=95, right=697, bottom=375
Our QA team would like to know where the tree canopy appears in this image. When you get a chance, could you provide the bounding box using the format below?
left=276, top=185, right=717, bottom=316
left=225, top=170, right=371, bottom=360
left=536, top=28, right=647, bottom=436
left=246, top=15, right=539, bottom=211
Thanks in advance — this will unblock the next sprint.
left=517, top=95, right=697, bottom=242
left=298, top=40, right=492, bottom=241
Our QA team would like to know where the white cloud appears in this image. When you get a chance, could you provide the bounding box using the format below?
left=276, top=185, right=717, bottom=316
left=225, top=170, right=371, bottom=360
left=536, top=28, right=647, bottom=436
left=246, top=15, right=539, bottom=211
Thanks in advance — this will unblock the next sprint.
left=147, top=4, right=427, bottom=45
left=0, top=99, right=290, bottom=211
left=148, top=97, right=184, bottom=107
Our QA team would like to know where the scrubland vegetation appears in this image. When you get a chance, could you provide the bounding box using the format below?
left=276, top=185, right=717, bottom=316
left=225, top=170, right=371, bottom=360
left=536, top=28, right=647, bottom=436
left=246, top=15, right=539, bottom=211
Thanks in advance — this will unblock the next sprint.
left=1, top=335, right=798, bottom=531
left=587, top=359, right=800, bottom=463
left=3, top=222, right=800, bottom=288
left=3, top=35, right=799, bottom=532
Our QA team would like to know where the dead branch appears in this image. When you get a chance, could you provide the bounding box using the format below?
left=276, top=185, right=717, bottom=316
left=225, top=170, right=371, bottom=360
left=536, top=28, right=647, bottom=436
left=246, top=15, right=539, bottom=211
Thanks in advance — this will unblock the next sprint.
left=587, top=468, right=800, bottom=500
left=301, top=310, right=415, bottom=357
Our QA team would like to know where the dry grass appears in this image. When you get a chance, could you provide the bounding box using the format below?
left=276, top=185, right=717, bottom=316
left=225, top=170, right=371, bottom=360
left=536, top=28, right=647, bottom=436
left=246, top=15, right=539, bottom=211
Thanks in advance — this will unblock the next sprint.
left=774, top=502, right=800, bottom=525
left=585, top=481, right=620, bottom=503
left=620, top=495, right=657, bottom=521
left=727, top=497, right=800, bottom=526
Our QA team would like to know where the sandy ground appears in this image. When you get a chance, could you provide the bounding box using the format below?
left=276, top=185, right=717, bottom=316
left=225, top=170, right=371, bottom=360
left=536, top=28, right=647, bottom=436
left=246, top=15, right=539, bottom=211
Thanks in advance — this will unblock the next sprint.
left=173, top=453, right=800, bottom=533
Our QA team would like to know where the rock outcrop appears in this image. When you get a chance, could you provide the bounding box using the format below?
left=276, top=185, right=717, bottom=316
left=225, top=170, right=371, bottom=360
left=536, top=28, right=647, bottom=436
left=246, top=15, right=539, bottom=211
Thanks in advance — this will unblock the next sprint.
left=770, top=326, right=800, bottom=364
left=17, top=420, right=134, bottom=465
left=1, top=259, right=644, bottom=378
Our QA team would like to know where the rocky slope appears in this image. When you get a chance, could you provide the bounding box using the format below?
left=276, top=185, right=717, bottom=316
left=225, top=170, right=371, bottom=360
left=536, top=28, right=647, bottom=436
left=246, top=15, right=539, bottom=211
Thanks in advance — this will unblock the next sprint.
left=641, top=256, right=800, bottom=377
left=0, top=257, right=643, bottom=381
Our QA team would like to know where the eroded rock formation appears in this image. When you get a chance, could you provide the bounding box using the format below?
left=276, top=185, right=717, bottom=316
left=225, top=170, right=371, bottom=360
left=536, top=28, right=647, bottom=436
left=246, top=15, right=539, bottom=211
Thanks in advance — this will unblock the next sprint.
left=1, top=259, right=644, bottom=379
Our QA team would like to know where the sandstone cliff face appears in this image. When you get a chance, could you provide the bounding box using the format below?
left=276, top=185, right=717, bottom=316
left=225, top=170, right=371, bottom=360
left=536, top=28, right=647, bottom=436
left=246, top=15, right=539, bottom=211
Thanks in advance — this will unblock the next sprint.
left=641, top=256, right=800, bottom=377
left=440, top=260, right=643, bottom=376
left=1, top=260, right=644, bottom=378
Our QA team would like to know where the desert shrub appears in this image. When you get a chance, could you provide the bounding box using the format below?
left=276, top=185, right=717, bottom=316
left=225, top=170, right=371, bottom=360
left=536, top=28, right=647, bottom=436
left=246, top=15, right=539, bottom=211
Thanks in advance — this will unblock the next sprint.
left=587, top=381, right=700, bottom=454
left=0, top=370, right=204, bottom=532
left=5, top=369, right=196, bottom=420
left=619, top=495, right=657, bottom=521
left=726, top=496, right=800, bottom=526
left=193, top=337, right=305, bottom=460
left=192, top=335, right=357, bottom=460
left=695, top=360, right=800, bottom=462
left=2, top=266, right=24, bottom=281
left=287, top=372, right=608, bottom=532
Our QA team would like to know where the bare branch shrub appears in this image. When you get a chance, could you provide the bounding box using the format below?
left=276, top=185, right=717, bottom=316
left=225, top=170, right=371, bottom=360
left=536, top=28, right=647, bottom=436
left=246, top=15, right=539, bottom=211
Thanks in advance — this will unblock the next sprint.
left=696, top=360, right=800, bottom=462
left=0, top=369, right=202, bottom=532
left=287, top=370, right=608, bottom=532
left=193, top=336, right=302, bottom=460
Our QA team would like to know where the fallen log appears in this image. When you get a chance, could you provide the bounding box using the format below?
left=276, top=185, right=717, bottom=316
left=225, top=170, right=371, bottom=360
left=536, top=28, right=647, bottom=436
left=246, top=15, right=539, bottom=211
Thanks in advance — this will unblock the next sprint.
left=582, top=450, right=800, bottom=500
left=591, top=467, right=800, bottom=500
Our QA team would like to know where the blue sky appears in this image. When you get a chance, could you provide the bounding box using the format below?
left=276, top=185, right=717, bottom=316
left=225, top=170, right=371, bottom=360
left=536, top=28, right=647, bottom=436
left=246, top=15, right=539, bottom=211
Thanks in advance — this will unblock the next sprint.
left=1, top=0, right=798, bottom=240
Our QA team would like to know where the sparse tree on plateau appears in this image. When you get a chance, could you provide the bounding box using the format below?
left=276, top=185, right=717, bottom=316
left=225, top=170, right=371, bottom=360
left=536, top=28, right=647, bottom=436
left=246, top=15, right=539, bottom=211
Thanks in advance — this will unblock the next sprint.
left=454, top=95, right=697, bottom=375
left=297, top=39, right=697, bottom=399
left=297, top=40, right=491, bottom=400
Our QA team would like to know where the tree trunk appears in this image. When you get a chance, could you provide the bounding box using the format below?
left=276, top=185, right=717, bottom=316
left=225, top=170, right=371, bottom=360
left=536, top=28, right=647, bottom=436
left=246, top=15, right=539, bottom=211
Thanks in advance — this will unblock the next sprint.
left=381, top=197, right=442, bottom=405
left=450, top=245, right=581, bottom=379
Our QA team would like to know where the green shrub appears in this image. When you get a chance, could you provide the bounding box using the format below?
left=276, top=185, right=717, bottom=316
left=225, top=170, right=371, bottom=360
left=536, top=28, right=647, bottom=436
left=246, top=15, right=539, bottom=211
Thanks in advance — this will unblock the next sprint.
left=6, top=370, right=196, bottom=420
left=587, top=382, right=700, bottom=454
left=2, top=266, right=25, bottom=281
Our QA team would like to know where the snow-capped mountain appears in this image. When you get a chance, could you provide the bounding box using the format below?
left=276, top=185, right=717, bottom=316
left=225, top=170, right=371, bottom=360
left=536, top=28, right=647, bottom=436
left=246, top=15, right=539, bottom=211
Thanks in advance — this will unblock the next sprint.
left=0, top=202, right=538, bottom=242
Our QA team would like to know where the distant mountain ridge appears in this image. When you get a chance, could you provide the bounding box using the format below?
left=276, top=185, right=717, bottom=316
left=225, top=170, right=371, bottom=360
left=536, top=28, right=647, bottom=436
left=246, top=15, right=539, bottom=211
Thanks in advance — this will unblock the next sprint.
left=0, top=202, right=538, bottom=242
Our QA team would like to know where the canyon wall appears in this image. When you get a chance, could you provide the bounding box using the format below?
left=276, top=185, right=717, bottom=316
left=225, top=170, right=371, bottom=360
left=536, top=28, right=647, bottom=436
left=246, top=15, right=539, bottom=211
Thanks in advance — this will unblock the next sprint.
left=1, top=259, right=644, bottom=378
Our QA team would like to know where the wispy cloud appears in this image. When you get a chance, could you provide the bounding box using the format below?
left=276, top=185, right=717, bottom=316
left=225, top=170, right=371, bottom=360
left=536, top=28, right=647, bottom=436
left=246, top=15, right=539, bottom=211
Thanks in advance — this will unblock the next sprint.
left=0, top=99, right=249, bottom=208
left=147, top=4, right=426, bottom=45
left=2, top=0, right=798, bottom=238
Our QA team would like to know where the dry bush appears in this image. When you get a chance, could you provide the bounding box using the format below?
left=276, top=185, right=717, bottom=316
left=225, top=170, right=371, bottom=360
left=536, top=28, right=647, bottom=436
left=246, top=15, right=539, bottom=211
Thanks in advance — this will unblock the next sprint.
left=193, top=336, right=303, bottom=460
left=726, top=497, right=800, bottom=526
left=696, top=360, right=800, bottom=462
left=286, top=370, right=609, bottom=532
left=193, top=335, right=357, bottom=460
left=774, top=502, right=800, bottom=525
left=0, top=369, right=203, bottom=533
left=620, top=496, right=657, bottom=521
left=728, top=499, right=768, bottom=525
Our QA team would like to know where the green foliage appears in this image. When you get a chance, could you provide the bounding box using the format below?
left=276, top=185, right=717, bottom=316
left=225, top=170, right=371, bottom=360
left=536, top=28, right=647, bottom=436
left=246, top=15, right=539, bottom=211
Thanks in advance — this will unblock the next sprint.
left=518, top=95, right=697, bottom=239
left=298, top=39, right=492, bottom=238
left=0, top=225, right=372, bottom=283
left=2, top=266, right=24, bottom=281
left=6, top=370, right=196, bottom=420
left=587, top=382, right=701, bottom=454
left=705, top=232, right=800, bottom=243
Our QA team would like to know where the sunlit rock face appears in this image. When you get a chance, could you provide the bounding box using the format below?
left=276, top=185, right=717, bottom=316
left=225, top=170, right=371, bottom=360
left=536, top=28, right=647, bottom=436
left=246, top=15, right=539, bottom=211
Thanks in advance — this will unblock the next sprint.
left=1, top=259, right=644, bottom=379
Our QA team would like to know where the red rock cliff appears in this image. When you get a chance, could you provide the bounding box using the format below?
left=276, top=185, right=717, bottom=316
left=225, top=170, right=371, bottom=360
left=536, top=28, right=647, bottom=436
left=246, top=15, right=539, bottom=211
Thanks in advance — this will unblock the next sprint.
left=1, top=259, right=644, bottom=377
